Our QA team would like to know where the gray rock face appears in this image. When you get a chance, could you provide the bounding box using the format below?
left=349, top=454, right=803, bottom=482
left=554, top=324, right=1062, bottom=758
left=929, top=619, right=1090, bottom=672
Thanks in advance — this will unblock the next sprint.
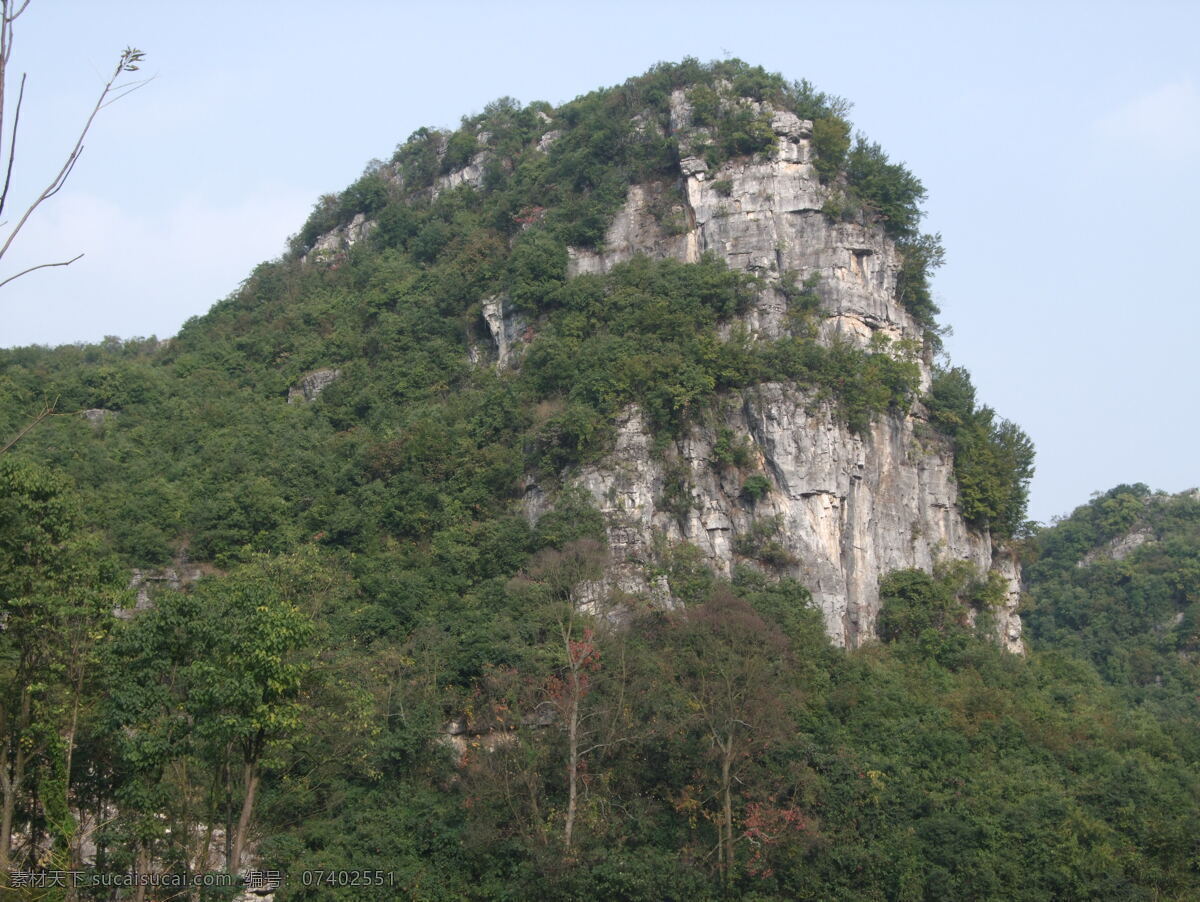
left=120, top=564, right=206, bottom=619
left=302, top=88, right=1022, bottom=652
left=570, top=391, right=1022, bottom=652
left=434, top=150, right=490, bottom=196
left=82, top=408, right=114, bottom=428
left=481, top=296, right=528, bottom=369
left=303, top=213, right=377, bottom=266
left=567, top=90, right=925, bottom=359
left=1079, top=526, right=1155, bottom=567
left=557, top=89, right=1021, bottom=651
left=287, top=368, right=340, bottom=403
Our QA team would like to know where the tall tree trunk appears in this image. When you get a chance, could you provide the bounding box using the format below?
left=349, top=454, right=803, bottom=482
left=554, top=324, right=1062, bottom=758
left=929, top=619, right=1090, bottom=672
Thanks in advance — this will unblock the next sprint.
left=223, top=752, right=232, bottom=871
left=0, top=769, right=15, bottom=871
left=94, top=796, right=107, bottom=873
left=564, top=673, right=580, bottom=851
left=229, top=760, right=259, bottom=872
left=63, top=681, right=82, bottom=792
left=721, top=742, right=734, bottom=881
left=133, top=844, right=149, bottom=902
left=28, top=781, right=42, bottom=867
left=62, top=662, right=88, bottom=894
left=0, top=686, right=33, bottom=871
left=200, top=767, right=222, bottom=874
left=196, top=820, right=214, bottom=902
left=0, top=743, right=25, bottom=870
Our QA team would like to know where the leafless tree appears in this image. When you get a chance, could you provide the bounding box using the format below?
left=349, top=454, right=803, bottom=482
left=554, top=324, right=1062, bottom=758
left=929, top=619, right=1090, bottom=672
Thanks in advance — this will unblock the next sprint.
left=0, top=1, right=146, bottom=454
left=523, top=540, right=607, bottom=851
left=0, top=0, right=147, bottom=290
left=667, top=587, right=794, bottom=884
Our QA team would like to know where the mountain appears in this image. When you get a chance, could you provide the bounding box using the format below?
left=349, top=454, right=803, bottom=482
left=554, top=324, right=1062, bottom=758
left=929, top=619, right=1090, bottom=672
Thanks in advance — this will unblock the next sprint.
left=5, top=60, right=1197, bottom=901
left=3, top=61, right=1035, bottom=649
left=273, top=60, right=1033, bottom=650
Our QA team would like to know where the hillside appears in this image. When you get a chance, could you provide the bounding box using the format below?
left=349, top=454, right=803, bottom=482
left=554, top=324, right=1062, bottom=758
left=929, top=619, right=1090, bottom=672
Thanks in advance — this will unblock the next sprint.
left=1, top=59, right=1196, bottom=901
left=2, top=59, right=1031, bottom=646
left=1026, top=484, right=1200, bottom=694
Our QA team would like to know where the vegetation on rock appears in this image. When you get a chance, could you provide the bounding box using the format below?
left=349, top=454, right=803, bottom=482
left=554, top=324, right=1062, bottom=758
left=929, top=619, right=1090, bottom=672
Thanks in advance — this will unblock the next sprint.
left=0, top=59, right=1135, bottom=901
left=928, top=366, right=1036, bottom=538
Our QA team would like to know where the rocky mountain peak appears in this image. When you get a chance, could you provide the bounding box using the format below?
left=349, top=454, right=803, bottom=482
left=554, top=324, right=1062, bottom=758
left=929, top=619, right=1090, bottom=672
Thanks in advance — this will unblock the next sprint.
left=293, top=61, right=1027, bottom=650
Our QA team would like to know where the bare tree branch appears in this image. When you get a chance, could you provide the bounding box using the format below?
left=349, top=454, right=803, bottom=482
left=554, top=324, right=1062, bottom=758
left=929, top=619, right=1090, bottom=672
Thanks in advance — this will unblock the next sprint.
left=0, top=0, right=32, bottom=208
left=100, top=76, right=155, bottom=109
left=0, top=72, right=23, bottom=217
left=0, top=397, right=55, bottom=455
left=0, top=47, right=146, bottom=262
left=39, top=145, right=82, bottom=201
left=0, top=1, right=146, bottom=291
left=0, top=252, right=82, bottom=289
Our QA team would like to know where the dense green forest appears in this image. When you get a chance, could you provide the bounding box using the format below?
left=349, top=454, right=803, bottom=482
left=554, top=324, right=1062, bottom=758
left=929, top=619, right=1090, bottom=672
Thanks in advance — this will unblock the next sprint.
left=2, top=59, right=1196, bottom=900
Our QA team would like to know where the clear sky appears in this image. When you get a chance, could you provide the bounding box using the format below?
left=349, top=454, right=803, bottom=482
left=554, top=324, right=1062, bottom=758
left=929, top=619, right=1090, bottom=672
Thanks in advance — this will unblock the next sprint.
left=2, top=0, right=1197, bottom=525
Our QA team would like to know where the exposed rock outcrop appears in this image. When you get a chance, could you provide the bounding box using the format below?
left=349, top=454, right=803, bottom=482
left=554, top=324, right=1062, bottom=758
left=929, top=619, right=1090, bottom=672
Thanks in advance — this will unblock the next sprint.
left=300, top=86, right=1023, bottom=652
left=481, top=296, right=528, bottom=369
left=81, top=408, right=115, bottom=428
left=302, top=213, right=376, bottom=266
left=440, top=703, right=556, bottom=762
left=287, top=367, right=340, bottom=403
left=568, top=389, right=1022, bottom=652
left=434, top=150, right=490, bottom=195
left=566, top=91, right=925, bottom=361
left=1078, top=526, right=1156, bottom=567
left=121, top=563, right=207, bottom=619
left=552, top=89, right=1021, bottom=651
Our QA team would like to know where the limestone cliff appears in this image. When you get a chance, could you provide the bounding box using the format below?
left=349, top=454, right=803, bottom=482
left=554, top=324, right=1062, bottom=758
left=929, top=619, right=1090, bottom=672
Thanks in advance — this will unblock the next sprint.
left=566, top=96, right=925, bottom=362
left=550, top=89, right=1020, bottom=651
left=567, top=391, right=1021, bottom=651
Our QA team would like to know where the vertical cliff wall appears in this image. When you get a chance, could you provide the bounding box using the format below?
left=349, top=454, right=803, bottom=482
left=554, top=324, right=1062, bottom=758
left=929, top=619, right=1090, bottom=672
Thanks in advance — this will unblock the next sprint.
left=546, top=90, right=1022, bottom=651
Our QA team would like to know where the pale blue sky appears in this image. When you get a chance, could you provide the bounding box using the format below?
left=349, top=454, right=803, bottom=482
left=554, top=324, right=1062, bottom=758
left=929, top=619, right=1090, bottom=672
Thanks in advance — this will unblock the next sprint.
left=2, top=0, right=1197, bottom=524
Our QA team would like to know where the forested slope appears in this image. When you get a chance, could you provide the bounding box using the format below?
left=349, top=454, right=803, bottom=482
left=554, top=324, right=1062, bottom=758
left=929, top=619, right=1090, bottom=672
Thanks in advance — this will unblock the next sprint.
left=0, top=60, right=1195, bottom=900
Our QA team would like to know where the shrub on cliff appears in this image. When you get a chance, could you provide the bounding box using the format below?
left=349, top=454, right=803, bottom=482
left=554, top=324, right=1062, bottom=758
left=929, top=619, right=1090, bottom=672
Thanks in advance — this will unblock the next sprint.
left=928, top=366, right=1035, bottom=538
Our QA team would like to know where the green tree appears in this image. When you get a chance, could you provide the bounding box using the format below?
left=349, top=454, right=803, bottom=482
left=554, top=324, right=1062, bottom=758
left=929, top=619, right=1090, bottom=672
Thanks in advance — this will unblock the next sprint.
left=0, top=457, right=118, bottom=870
left=843, top=138, right=926, bottom=240
left=104, top=554, right=318, bottom=880
left=188, top=557, right=316, bottom=871
left=810, top=117, right=850, bottom=183
left=929, top=367, right=1035, bottom=537
left=105, top=587, right=209, bottom=882
left=876, top=568, right=962, bottom=643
